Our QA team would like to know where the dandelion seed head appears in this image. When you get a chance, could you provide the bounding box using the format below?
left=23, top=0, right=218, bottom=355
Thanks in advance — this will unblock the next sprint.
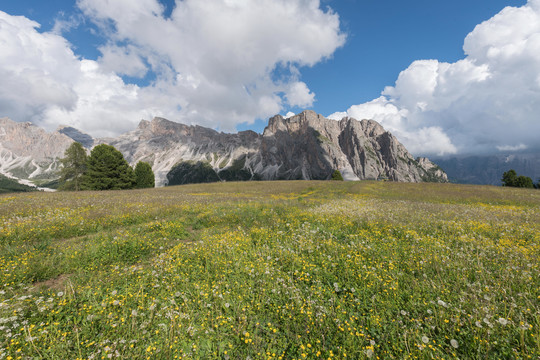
left=365, top=349, right=374, bottom=358
left=450, top=339, right=458, bottom=348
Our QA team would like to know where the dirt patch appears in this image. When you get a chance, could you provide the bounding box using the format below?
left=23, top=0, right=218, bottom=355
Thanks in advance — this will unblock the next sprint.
left=32, top=274, right=72, bottom=291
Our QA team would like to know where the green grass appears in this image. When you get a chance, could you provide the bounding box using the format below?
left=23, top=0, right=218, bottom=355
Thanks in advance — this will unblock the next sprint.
left=0, top=181, right=538, bottom=359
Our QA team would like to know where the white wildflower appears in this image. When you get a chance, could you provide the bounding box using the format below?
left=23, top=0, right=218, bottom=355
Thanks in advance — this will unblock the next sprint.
left=365, top=349, right=374, bottom=358
left=498, top=318, right=508, bottom=326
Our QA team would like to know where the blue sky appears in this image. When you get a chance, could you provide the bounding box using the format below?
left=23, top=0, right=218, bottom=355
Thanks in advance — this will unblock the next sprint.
left=0, top=0, right=538, bottom=156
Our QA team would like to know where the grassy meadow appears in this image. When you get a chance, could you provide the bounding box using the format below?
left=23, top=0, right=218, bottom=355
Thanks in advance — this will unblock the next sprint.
left=0, top=181, right=539, bottom=359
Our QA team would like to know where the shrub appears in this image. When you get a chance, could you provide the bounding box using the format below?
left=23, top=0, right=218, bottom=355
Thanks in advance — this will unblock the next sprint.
left=331, top=169, right=344, bottom=181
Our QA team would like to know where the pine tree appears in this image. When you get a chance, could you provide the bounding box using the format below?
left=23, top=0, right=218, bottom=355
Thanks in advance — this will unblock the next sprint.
left=82, top=144, right=135, bottom=190
left=331, top=169, right=344, bottom=181
left=501, top=169, right=517, bottom=187
left=134, top=161, right=155, bottom=188
left=58, top=142, right=87, bottom=191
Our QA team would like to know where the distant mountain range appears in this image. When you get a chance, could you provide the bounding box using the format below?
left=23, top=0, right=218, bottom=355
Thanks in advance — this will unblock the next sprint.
left=0, top=111, right=447, bottom=189
left=432, top=153, right=540, bottom=186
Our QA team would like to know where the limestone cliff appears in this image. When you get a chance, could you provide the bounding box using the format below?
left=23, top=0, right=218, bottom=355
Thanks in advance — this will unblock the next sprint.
left=0, top=111, right=448, bottom=187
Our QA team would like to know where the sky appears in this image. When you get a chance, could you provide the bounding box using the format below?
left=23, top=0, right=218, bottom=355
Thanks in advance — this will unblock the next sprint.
left=0, top=0, right=538, bottom=156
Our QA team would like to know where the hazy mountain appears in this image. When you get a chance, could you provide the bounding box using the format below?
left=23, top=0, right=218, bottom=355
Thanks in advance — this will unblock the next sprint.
left=0, top=111, right=448, bottom=187
left=433, top=153, right=540, bottom=185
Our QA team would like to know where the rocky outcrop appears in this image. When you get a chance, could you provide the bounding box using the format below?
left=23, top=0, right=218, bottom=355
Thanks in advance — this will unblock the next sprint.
left=0, top=111, right=448, bottom=187
left=251, top=111, right=447, bottom=182
left=100, top=117, right=262, bottom=186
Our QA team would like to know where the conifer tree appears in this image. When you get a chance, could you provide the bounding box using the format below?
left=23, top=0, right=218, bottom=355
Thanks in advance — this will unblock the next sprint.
left=59, top=142, right=87, bottom=191
left=134, top=161, right=155, bottom=188
left=82, top=144, right=135, bottom=190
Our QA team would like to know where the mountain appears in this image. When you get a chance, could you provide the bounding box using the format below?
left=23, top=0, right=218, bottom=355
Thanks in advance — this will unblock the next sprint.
left=432, top=153, right=540, bottom=185
left=102, top=111, right=447, bottom=185
left=0, top=111, right=448, bottom=187
left=0, top=117, right=73, bottom=185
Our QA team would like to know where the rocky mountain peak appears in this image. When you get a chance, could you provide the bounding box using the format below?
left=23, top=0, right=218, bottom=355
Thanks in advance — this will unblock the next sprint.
left=0, top=112, right=448, bottom=187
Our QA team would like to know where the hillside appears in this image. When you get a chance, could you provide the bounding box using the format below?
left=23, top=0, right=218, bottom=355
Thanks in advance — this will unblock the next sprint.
left=0, top=181, right=538, bottom=358
left=0, top=173, right=36, bottom=193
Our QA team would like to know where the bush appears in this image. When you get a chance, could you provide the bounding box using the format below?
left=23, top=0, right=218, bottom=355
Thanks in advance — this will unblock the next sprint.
left=331, top=170, right=344, bottom=181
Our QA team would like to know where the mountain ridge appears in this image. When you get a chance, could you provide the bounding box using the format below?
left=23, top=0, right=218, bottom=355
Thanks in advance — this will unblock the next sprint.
left=0, top=111, right=448, bottom=188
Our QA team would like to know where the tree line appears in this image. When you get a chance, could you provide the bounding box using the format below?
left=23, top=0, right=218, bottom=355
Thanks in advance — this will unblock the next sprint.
left=502, top=169, right=538, bottom=189
left=58, top=142, right=155, bottom=191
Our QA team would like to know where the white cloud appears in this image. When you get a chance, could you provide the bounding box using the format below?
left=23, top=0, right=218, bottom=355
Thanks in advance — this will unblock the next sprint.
left=284, top=111, right=296, bottom=118
left=497, top=144, right=528, bottom=152
left=0, top=0, right=345, bottom=135
left=76, top=0, right=345, bottom=130
left=332, top=0, right=540, bottom=156
left=98, top=45, right=148, bottom=78
left=285, top=82, right=315, bottom=108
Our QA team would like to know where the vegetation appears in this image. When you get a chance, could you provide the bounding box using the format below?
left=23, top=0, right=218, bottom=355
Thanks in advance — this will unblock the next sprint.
left=58, top=142, right=87, bottom=191
left=0, top=181, right=538, bottom=359
left=167, top=161, right=220, bottom=185
left=134, top=161, right=155, bottom=189
left=0, top=174, right=35, bottom=193
left=331, top=169, right=344, bottom=180
left=218, top=156, right=252, bottom=182
left=502, top=169, right=535, bottom=188
left=81, top=144, right=136, bottom=190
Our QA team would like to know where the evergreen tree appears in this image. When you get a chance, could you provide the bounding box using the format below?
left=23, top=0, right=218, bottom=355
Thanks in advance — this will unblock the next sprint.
left=515, top=175, right=534, bottom=188
left=134, top=161, right=155, bottom=188
left=82, top=144, right=135, bottom=190
left=58, top=142, right=87, bottom=191
left=331, top=169, right=344, bottom=181
left=501, top=169, right=517, bottom=187
left=502, top=169, right=534, bottom=188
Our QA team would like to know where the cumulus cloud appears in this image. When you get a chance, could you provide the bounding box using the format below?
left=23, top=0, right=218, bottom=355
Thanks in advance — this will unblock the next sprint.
left=285, top=82, right=315, bottom=108
left=331, top=0, right=540, bottom=156
left=0, top=0, right=345, bottom=135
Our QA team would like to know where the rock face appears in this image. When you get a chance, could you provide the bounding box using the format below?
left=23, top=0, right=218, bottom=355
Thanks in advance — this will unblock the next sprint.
left=100, top=117, right=262, bottom=186
left=103, top=111, right=447, bottom=185
left=0, top=118, right=74, bottom=182
left=0, top=111, right=448, bottom=187
left=251, top=111, right=446, bottom=182
left=57, top=126, right=94, bottom=148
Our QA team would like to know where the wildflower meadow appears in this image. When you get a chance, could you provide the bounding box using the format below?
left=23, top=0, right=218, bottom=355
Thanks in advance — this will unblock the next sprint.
left=0, top=181, right=538, bottom=359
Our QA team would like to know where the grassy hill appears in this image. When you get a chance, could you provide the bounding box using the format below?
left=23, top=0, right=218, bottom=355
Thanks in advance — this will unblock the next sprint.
left=0, top=181, right=538, bottom=359
left=0, top=173, right=36, bottom=193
